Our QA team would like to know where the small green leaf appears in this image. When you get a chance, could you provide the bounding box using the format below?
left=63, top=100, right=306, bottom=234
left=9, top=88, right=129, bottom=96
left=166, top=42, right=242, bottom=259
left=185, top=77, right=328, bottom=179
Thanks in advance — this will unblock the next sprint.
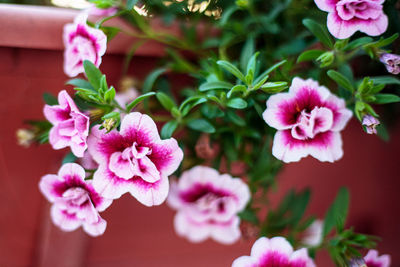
left=143, top=68, right=167, bottom=93
left=199, top=81, right=233, bottom=92
left=240, top=38, right=255, bottom=72
left=62, top=152, right=77, bottom=164
left=343, top=37, right=373, bottom=51
left=302, top=19, right=334, bottom=48
left=327, top=70, right=355, bottom=92
left=253, top=60, right=287, bottom=85
left=217, top=60, right=246, bottom=82
left=260, top=82, right=288, bottom=93
left=371, top=94, right=400, bottom=104
left=246, top=52, right=259, bottom=80
left=66, top=79, right=94, bottom=90
left=374, top=33, right=399, bottom=48
left=187, top=119, right=216, bottom=133
left=156, top=92, right=176, bottom=111
left=102, top=111, right=120, bottom=120
left=181, top=98, right=207, bottom=117
left=323, top=187, right=350, bottom=237
left=126, top=92, right=156, bottom=112
left=83, top=60, right=103, bottom=90
left=43, top=92, right=58, bottom=105
left=226, top=110, right=246, bottom=126
left=227, top=98, right=248, bottom=109
left=297, top=49, right=325, bottom=63
left=370, top=76, right=400, bottom=85
left=227, top=85, right=247, bottom=98
left=104, top=86, right=116, bottom=103
left=161, top=120, right=178, bottom=139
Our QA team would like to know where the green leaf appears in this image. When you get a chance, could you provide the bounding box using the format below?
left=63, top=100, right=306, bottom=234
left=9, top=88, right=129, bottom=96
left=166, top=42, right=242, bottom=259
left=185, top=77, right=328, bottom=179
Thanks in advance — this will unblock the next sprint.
left=343, top=37, right=373, bottom=51
left=370, top=76, right=400, bottom=85
left=238, top=209, right=259, bottom=224
left=226, top=110, right=246, bottom=126
left=104, top=86, right=116, bottom=103
left=66, top=79, right=94, bottom=90
left=297, top=49, right=325, bottom=63
left=181, top=98, right=207, bottom=117
left=253, top=60, right=287, bottom=85
left=217, top=60, right=246, bottom=82
left=227, top=85, right=247, bottom=98
left=102, top=111, right=120, bottom=120
left=43, top=92, right=58, bottom=105
left=260, top=82, right=288, bottom=93
left=371, top=94, right=400, bottom=104
left=199, top=81, right=233, bottom=92
left=161, top=120, right=178, bottom=139
left=323, top=187, right=350, bottom=237
left=374, top=33, right=399, bottom=48
left=143, top=68, right=167, bottom=93
left=156, top=92, right=176, bottom=111
left=302, top=19, right=334, bottom=48
left=126, top=92, right=156, bottom=112
left=327, top=70, right=355, bottom=92
left=126, top=0, right=138, bottom=10
left=240, top=38, right=255, bottom=72
left=62, top=152, right=77, bottom=164
left=187, top=119, right=216, bottom=133
left=83, top=60, right=103, bottom=90
left=246, top=52, right=260, bottom=79
left=227, top=98, right=248, bottom=109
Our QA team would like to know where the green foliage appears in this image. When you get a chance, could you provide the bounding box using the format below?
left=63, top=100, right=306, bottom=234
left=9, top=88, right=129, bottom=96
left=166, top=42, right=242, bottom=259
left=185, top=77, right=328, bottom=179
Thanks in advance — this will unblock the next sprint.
left=323, top=187, right=350, bottom=237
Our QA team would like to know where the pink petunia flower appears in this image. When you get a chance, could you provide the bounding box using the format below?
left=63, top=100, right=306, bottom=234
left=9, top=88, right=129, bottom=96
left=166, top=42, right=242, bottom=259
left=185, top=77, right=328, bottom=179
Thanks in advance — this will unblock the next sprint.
left=232, top=236, right=316, bottom=267
left=167, top=166, right=250, bottom=244
left=364, top=249, right=391, bottom=267
left=39, top=163, right=112, bottom=236
left=87, top=112, right=184, bottom=206
left=314, top=0, right=388, bottom=39
left=379, top=53, right=400, bottom=75
left=263, top=77, right=352, bottom=163
left=63, top=12, right=107, bottom=77
left=44, top=90, right=90, bottom=157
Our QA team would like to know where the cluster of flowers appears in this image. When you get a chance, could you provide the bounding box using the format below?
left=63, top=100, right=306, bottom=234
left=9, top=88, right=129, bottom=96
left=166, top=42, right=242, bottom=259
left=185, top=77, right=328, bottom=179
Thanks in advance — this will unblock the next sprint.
left=34, top=1, right=396, bottom=265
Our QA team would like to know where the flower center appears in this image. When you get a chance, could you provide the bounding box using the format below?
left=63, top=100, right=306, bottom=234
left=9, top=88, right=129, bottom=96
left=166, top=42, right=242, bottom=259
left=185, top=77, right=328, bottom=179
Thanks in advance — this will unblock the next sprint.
left=291, top=107, right=333, bottom=140
left=62, top=187, right=89, bottom=206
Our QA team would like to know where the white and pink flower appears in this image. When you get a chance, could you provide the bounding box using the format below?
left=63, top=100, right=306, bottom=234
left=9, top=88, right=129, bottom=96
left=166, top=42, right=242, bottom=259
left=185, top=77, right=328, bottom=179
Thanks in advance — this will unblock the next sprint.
left=44, top=90, right=89, bottom=157
left=302, top=220, right=323, bottom=247
left=167, top=166, right=250, bottom=244
left=232, top=236, right=316, bottom=267
left=87, top=112, right=183, bottom=206
left=63, top=12, right=107, bottom=77
left=39, top=163, right=112, bottom=236
left=364, top=249, right=391, bottom=267
left=263, top=77, right=352, bottom=163
left=314, top=0, right=388, bottom=39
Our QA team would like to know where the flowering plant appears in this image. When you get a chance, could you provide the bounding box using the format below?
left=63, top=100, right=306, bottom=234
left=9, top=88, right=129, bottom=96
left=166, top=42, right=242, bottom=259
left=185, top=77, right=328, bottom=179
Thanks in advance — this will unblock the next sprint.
left=19, top=0, right=400, bottom=265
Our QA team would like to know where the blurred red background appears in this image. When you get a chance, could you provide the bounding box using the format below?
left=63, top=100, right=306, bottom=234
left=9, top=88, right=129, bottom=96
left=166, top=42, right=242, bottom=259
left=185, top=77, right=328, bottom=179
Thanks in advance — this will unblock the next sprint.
left=0, top=4, right=399, bottom=267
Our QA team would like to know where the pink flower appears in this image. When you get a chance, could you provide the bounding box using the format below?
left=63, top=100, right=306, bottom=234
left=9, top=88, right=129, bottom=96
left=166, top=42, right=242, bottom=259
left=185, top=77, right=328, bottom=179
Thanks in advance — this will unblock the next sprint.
left=44, top=90, right=89, bottom=157
left=263, top=77, right=352, bottom=163
left=167, top=166, right=250, bottom=244
left=362, top=115, right=380, bottom=134
left=80, top=150, right=98, bottom=170
left=39, top=163, right=112, bottom=236
left=364, top=250, right=391, bottom=267
left=302, top=220, right=323, bottom=247
left=380, top=53, right=400, bottom=75
left=314, top=0, right=388, bottom=39
left=63, top=12, right=107, bottom=77
left=232, top=236, right=316, bottom=267
left=87, top=112, right=184, bottom=206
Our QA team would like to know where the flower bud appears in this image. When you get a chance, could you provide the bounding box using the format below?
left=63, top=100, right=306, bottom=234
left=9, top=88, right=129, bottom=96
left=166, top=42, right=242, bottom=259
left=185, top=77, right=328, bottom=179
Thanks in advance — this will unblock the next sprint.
left=362, top=115, right=380, bottom=135
left=379, top=53, right=400, bottom=75
left=317, top=51, right=335, bottom=68
left=16, top=129, right=35, bottom=147
left=88, top=108, right=105, bottom=122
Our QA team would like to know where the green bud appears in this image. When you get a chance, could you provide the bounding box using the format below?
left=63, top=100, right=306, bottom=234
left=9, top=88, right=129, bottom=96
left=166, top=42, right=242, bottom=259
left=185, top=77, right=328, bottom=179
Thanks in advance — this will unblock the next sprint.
left=317, top=51, right=335, bottom=68
left=102, top=118, right=117, bottom=132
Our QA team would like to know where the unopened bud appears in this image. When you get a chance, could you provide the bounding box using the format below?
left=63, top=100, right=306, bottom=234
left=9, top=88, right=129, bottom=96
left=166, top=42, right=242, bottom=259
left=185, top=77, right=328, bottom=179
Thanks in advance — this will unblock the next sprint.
left=317, top=51, right=335, bottom=68
left=16, top=129, right=35, bottom=147
left=88, top=108, right=105, bottom=122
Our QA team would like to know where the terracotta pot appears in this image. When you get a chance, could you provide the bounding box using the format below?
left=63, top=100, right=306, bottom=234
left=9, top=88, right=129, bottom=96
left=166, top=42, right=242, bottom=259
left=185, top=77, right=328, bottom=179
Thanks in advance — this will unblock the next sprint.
left=0, top=4, right=399, bottom=267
